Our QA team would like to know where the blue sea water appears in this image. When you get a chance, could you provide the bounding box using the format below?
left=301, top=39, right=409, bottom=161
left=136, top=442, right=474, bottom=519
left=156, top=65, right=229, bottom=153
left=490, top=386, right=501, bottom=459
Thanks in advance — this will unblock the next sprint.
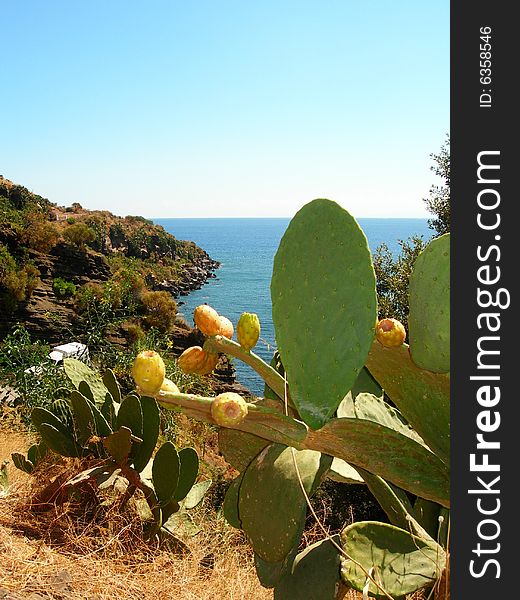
left=154, top=217, right=431, bottom=395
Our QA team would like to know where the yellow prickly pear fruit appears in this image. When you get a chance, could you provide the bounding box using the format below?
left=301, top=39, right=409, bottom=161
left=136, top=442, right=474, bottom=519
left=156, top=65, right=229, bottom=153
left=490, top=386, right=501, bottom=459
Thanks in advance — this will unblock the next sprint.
left=131, top=350, right=166, bottom=396
left=177, top=346, right=207, bottom=373
left=375, top=318, right=406, bottom=347
left=160, top=378, right=180, bottom=394
left=156, top=377, right=181, bottom=411
left=194, top=304, right=221, bottom=336
left=211, top=392, right=248, bottom=426
left=236, top=312, right=260, bottom=351
left=218, top=316, right=234, bottom=339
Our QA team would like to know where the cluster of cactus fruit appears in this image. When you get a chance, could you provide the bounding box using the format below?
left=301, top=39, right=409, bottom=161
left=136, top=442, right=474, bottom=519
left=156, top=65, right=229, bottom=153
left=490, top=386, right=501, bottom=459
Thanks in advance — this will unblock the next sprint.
left=152, top=198, right=450, bottom=599
left=13, top=198, right=449, bottom=598
left=12, top=357, right=205, bottom=541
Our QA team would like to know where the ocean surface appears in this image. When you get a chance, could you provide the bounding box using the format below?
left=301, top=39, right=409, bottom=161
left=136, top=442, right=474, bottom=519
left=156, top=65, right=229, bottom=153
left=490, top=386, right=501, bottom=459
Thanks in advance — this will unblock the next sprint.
left=154, top=217, right=431, bottom=395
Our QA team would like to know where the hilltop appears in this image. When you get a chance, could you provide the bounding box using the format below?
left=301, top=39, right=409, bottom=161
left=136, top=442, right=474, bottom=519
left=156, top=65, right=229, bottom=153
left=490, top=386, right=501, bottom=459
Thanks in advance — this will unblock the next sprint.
left=0, top=175, right=219, bottom=342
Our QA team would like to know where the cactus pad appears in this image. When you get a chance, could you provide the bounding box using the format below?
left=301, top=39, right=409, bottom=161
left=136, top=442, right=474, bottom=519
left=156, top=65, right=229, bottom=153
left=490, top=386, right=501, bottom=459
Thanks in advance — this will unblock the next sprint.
left=271, top=199, right=377, bottom=429
left=152, top=441, right=180, bottom=505
left=340, top=521, right=445, bottom=599
left=408, top=233, right=450, bottom=373
left=63, top=358, right=108, bottom=405
left=366, top=341, right=450, bottom=464
left=239, top=444, right=331, bottom=563
left=274, top=536, right=341, bottom=600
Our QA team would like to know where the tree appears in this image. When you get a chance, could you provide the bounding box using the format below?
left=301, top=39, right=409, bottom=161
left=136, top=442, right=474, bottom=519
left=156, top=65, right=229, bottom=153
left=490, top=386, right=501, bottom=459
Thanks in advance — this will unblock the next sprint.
left=424, top=135, right=450, bottom=235
left=373, top=136, right=450, bottom=330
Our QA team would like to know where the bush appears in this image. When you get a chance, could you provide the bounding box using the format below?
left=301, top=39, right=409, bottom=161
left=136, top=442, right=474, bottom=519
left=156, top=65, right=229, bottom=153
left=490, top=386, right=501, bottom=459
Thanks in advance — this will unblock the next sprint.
left=22, top=214, right=60, bottom=252
left=63, top=223, right=96, bottom=249
left=0, top=325, right=71, bottom=419
left=53, top=277, right=77, bottom=298
left=66, top=216, right=76, bottom=225
left=141, top=291, right=177, bottom=332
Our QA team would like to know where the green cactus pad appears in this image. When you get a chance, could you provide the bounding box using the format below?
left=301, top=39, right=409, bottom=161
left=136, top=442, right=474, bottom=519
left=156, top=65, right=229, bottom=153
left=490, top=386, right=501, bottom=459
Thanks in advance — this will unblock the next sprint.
left=414, top=498, right=443, bottom=540
left=308, top=417, right=449, bottom=507
left=102, top=368, right=121, bottom=403
left=32, top=407, right=72, bottom=439
left=218, top=428, right=268, bottom=472
left=357, top=469, right=429, bottom=538
left=366, top=342, right=450, bottom=464
left=275, top=536, right=341, bottom=600
left=223, top=474, right=244, bottom=529
left=340, top=521, right=445, bottom=599
left=353, top=393, right=425, bottom=446
left=409, top=233, right=450, bottom=373
left=103, top=427, right=133, bottom=464
left=38, top=423, right=81, bottom=457
left=239, top=444, right=331, bottom=563
left=101, top=393, right=117, bottom=430
left=271, top=199, right=377, bottom=429
left=152, top=441, right=180, bottom=506
left=11, top=452, right=34, bottom=474
left=255, top=544, right=300, bottom=590
left=182, top=479, right=212, bottom=509
left=350, top=366, right=383, bottom=399
left=132, top=396, right=160, bottom=473
left=63, top=358, right=108, bottom=405
left=116, top=394, right=143, bottom=439
left=328, top=458, right=364, bottom=484
left=174, top=447, right=199, bottom=502
left=49, top=399, right=74, bottom=430
left=70, top=391, right=97, bottom=445
left=27, top=442, right=47, bottom=466
left=78, top=381, right=95, bottom=403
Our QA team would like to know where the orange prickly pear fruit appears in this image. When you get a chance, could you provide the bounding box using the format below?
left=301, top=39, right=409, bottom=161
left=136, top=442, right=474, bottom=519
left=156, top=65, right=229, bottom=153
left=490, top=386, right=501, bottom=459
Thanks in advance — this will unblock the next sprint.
left=131, top=350, right=166, bottom=396
left=211, top=392, right=248, bottom=426
left=218, top=316, right=234, bottom=339
left=177, top=346, right=219, bottom=375
left=375, top=318, right=406, bottom=347
left=194, top=304, right=221, bottom=336
left=197, top=351, right=219, bottom=375
left=178, top=346, right=207, bottom=373
left=237, top=312, right=260, bottom=351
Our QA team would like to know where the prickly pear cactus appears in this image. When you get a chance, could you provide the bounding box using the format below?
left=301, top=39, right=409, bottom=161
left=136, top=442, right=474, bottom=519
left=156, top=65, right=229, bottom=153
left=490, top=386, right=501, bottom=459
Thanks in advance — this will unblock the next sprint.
left=271, top=199, right=377, bottom=429
left=408, top=233, right=450, bottom=373
left=340, top=521, right=446, bottom=599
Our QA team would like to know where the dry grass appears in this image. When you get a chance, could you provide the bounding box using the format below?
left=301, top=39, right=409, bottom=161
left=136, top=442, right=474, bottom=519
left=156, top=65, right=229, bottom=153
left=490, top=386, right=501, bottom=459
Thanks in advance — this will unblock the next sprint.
left=0, top=427, right=269, bottom=600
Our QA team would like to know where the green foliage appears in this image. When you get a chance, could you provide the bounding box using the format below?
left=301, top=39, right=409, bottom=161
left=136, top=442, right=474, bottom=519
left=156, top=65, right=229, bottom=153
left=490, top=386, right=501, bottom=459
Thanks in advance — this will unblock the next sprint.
left=53, top=277, right=77, bottom=298
left=12, top=363, right=205, bottom=541
left=62, top=222, right=97, bottom=249
left=373, top=137, right=450, bottom=332
left=140, top=290, right=177, bottom=332
left=373, top=236, right=425, bottom=332
left=424, top=135, right=450, bottom=235
left=0, top=325, right=71, bottom=418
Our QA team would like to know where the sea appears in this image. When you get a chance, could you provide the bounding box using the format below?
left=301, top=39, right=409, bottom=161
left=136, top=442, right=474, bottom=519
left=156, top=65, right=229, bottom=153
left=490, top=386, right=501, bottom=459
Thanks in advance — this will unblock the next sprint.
left=153, top=218, right=431, bottom=395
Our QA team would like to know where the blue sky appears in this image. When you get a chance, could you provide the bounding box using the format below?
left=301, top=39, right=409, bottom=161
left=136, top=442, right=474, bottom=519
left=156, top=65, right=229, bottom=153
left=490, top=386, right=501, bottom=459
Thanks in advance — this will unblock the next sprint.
left=2, top=1, right=449, bottom=218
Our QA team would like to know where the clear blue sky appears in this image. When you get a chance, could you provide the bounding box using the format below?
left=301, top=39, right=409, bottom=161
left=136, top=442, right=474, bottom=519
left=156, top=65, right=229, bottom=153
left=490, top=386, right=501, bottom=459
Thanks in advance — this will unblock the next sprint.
left=2, top=1, right=448, bottom=218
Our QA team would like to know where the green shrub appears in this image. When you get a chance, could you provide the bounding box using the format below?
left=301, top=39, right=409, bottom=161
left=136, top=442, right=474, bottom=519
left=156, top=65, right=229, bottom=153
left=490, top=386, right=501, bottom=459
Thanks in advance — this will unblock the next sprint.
left=53, top=277, right=77, bottom=298
left=66, top=216, right=76, bottom=225
left=63, top=223, right=96, bottom=249
left=141, top=290, right=177, bottom=332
